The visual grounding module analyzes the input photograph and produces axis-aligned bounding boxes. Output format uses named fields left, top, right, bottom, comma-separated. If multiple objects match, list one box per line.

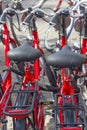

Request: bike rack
left=54, top=93, right=87, bottom=130
left=4, top=82, right=37, bottom=118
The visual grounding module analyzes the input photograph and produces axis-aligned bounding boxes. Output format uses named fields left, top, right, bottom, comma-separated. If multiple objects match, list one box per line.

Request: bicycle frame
left=4, top=17, right=45, bottom=130
left=23, top=20, right=45, bottom=129
left=81, top=15, right=87, bottom=57
left=27, top=18, right=45, bottom=130
left=3, top=23, right=16, bottom=66
left=53, top=12, right=85, bottom=130
left=0, top=21, right=17, bottom=126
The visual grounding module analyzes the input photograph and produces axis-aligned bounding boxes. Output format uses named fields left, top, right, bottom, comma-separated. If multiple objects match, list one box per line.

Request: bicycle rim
left=44, top=25, right=58, bottom=51
left=15, top=118, right=26, bottom=130
left=42, top=7, right=54, bottom=23
left=44, top=62, right=57, bottom=87
left=10, top=16, right=21, bottom=46
left=9, top=14, right=22, bottom=46
left=20, top=0, right=41, bottom=8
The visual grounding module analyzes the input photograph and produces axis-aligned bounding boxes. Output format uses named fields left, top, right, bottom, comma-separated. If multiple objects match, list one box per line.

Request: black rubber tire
left=0, top=3, right=2, bottom=15
left=42, top=7, right=54, bottom=23
left=44, top=62, right=57, bottom=87
left=15, top=118, right=26, bottom=130
left=10, top=15, right=21, bottom=46
left=44, top=25, right=58, bottom=51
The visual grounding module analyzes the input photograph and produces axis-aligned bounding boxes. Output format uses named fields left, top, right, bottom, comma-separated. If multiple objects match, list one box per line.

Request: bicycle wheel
left=9, top=14, right=25, bottom=46
left=0, top=3, right=2, bottom=15
left=44, top=62, right=57, bottom=87
left=10, top=16, right=21, bottom=46
left=42, top=7, right=54, bottom=23
left=15, top=119, right=26, bottom=130
left=20, top=0, right=42, bottom=8
left=14, top=117, right=35, bottom=130
left=44, top=25, right=59, bottom=51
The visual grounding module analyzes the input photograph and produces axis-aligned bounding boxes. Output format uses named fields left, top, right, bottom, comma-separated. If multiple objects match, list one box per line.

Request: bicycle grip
left=0, top=8, right=15, bottom=24
left=23, top=13, right=34, bottom=25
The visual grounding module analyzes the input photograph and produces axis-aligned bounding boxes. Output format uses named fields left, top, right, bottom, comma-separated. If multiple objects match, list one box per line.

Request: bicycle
left=0, top=6, right=24, bottom=130
left=43, top=2, right=87, bottom=130
left=44, top=0, right=82, bottom=51
left=44, top=3, right=87, bottom=129
left=2, top=7, right=55, bottom=130
left=45, top=44, right=87, bottom=130
left=68, top=0, right=87, bottom=112
left=5, top=0, right=74, bottom=48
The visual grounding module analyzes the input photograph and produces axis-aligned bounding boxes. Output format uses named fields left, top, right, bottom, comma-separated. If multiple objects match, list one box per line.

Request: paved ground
left=0, top=0, right=81, bottom=130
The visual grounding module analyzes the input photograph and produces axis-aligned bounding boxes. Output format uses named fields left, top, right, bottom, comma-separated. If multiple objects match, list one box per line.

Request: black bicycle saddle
left=46, top=45, right=84, bottom=68
left=8, top=42, right=42, bottom=62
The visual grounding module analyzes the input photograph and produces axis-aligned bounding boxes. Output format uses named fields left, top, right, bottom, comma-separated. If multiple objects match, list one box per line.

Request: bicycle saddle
left=46, top=45, right=84, bottom=68
left=8, top=42, right=42, bottom=62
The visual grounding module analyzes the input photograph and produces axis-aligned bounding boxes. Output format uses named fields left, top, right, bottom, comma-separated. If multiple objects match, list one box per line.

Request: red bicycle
left=45, top=7, right=87, bottom=130
left=2, top=7, right=54, bottom=130
left=0, top=7, right=22, bottom=130
left=69, top=0, right=87, bottom=110
left=46, top=45, right=87, bottom=130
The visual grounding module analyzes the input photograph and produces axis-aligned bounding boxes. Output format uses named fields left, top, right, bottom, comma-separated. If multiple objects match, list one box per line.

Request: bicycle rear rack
left=4, top=82, right=36, bottom=118
left=54, top=93, right=87, bottom=130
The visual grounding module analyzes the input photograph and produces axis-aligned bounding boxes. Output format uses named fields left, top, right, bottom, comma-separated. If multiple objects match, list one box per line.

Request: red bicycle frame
left=55, top=13, right=83, bottom=130
left=4, top=17, right=45, bottom=130
left=81, top=15, right=87, bottom=56
left=32, top=19, right=45, bottom=130
left=81, top=38, right=87, bottom=61
left=0, top=21, right=17, bottom=126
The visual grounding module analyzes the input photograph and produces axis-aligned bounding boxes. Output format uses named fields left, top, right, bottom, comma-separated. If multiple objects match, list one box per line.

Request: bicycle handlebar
left=0, top=8, right=15, bottom=24
left=0, top=6, right=53, bottom=24
left=69, top=0, right=87, bottom=18
left=49, top=8, right=69, bottom=26
left=23, top=8, right=53, bottom=25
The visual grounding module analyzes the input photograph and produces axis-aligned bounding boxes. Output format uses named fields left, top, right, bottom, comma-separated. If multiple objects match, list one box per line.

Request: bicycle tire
left=32, top=0, right=44, bottom=7
left=0, top=3, right=2, bottom=15
left=20, top=0, right=41, bottom=8
left=14, top=116, right=35, bottom=130
left=10, top=15, right=21, bottom=46
left=44, top=25, right=59, bottom=51
left=44, top=62, right=57, bottom=87
left=41, top=7, right=54, bottom=23
left=15, top=118, right=26, bottom=130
